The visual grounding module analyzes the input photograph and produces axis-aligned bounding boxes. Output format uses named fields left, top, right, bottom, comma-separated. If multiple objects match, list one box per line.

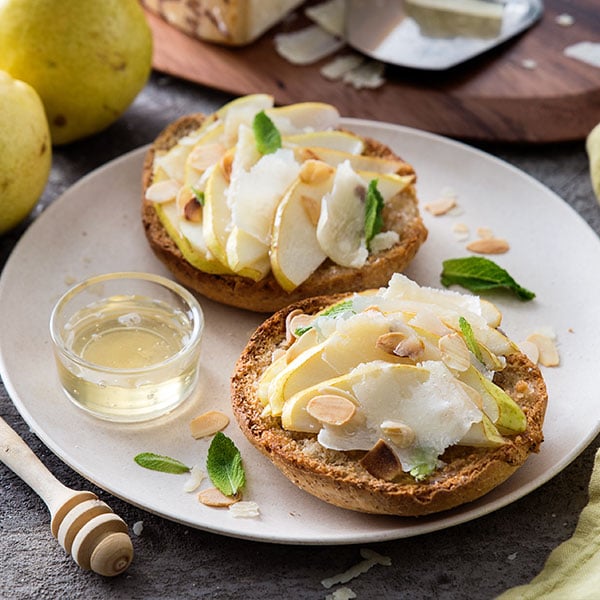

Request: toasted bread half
left=230, top=294, right=548, bottom=516
left=142, top=113, right=428, bottom=313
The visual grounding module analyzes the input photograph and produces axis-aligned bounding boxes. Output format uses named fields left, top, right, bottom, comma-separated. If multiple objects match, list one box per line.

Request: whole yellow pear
left=0, top=0, right=153, bottom=145
left=0, top=70, right=51, bottom=235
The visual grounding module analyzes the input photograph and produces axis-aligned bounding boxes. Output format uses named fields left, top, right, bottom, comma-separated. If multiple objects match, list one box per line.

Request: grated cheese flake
left=321, top=548, right=392, bottom=589
left=564, top=42, right=600, bottom=68
left=325, top=587, right=357, bottom=600
left=320, top=54, right=365, bottom=80
left=274, top=25, right=344, bottom=65
left=343, top=60, right=386, bottom=90
left=229, top=501, right=261, bottom=518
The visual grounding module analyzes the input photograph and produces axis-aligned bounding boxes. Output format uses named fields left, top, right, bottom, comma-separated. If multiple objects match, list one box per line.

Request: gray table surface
left=1, top=73, right=600, bottom=600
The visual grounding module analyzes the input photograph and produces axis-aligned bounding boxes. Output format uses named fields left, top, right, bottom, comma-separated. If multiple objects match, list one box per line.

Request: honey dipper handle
left=0, top=416, right=86, bottom=518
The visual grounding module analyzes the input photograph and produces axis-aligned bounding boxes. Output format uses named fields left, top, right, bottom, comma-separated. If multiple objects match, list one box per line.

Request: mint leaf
left=365, top=179, right=385, bottom=249
left=253, top=110, right=281, bottom=154
left=441, top=257, right=535, bottom=301
left=191, top=186, right=205, bottom=206
left=320, top=299, right=355, bottom=318
left=206, top=432, right=246, bottom=496
left=459, top=316, right=483, bottom=363
left=134, top=452, right=190, bottom=474
left=294, top=325, right=312, bottom=337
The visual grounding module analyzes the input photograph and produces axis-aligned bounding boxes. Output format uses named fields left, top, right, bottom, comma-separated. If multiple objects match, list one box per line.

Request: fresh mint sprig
left=206, top=432, right=246, bottom=497
left=365, top=179, right=385, bottom=250
left=253, top=110, right=281, bottom=155
left=134, top=452, right=191, bottom=474
left=441, top=257, right=535, bottom=301
left=459, top=316, right=483, bottom=363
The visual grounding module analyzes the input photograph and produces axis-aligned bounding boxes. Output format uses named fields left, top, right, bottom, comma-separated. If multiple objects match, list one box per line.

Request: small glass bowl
left=50, top=272, right=204, bottom=423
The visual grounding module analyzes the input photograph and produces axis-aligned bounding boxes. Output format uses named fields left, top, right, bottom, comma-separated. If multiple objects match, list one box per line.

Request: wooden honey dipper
left=0, top=416, right=133, bottom=576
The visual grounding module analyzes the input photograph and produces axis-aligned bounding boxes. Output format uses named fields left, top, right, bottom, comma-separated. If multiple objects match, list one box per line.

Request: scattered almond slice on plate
left=190, top=410, right=230, bottom=439
left=526, top=332, right=560, bottom=367
left=466, top=238, right=510, bottom=254
left=198, top=487, right=239, bottom=507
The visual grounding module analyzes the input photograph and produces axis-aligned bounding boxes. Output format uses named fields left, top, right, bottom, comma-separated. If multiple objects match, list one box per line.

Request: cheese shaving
left=274, top=25, right=344, bottom=65
left=564, top=42, right=600, bottom=68
left=321, top=548, right=391, bottom=589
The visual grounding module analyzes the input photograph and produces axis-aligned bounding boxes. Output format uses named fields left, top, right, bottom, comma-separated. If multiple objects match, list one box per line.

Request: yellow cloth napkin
left=587, top=123, right=600, bottom=203
left=497, top=448, right=600, bottom=599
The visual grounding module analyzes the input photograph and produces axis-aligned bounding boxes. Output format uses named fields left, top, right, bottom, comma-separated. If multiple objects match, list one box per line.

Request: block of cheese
left=142, top=0, right=305, bottom=46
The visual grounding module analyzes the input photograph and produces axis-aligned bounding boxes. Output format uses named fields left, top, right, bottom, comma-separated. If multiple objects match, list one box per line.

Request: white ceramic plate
left=1, top=120, right=599, bottom=545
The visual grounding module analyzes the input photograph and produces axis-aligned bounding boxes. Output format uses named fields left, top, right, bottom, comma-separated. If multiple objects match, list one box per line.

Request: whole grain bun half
left=142, top=96, right=427, bottom=313
left=230, top=277, right=548, bottom=516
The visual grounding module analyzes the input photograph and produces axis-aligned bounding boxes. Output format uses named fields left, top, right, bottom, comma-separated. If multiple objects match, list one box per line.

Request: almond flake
left=145, top=179, right=180, bottom=203
left=306, top=394, right=356, bottom=426
left=360, top=439, right=403, bottom=481
left=476, top=226, right=494, bottom=239
left=189, top=410, right=230, bottom=439
left=466, top=238, right=510, bottom=254
left=439, top=333, right=471, bottom=371
left=380, top=420, right=415, bottom=448
left=299, top=159, right=334, bottom=184
left=188, top=142, right=225, bottom=171
left=526, top=333, right=560, bottom=367
left=198, top=487, right=239, bottom=507
left=452, top=222, right=470, bottom=241
left=183, top=197, right=202, bottom=222
left=424, top=196, right=456, bottom=216
left=518, top=340, right=540, bottom=364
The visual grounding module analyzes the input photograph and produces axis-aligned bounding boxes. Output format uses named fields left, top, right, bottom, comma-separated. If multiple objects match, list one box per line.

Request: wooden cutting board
left=145, top=1, right=600, bottom=143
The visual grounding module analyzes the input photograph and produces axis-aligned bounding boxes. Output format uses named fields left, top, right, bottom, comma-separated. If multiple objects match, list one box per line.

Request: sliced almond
left=220, top=152, right=234, bottom=182
left=306, top=394, right=356, bottom=426
left=476, top=226, right=494, bottom=239
left=145, top=179, right=180, bottom=203
left=424, top=195, right=456, bottom=216
left=188, top=142, right=226, bottom=171
left=452, top=222, right=470, bottom=241
left=189, top=410, right=230, bottom=439
left=466, top=238, right=510, bottom=254
left=198, top=487, right=239, bottom=507
left=439, top=333, right=471, bottom=372
left=380, top=420, right=415, bottom=448
left=360, top=439, right=403, bottom=481
left=285, top=309, right=314, bottom=344
left=300, top=194, right=321, bottom=226
left=526, top=333, right=560, bottom=367
left=299, top=159, right=334, bottom=184
left=376, top=331, right=424, bottom=361
left=183, top=197, right=203, bottom=222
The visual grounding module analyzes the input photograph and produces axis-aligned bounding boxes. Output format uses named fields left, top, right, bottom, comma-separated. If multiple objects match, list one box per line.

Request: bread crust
left=142, top=113, right=428, bottom=313
left=230, top=295, right=548, bottom=516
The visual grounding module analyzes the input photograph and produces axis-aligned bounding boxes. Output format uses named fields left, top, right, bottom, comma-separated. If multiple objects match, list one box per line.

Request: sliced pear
left=292, top=145, right=407, bottom=174
left=257, top=352, right=289, bottom=406
left=316, top=160, right=368, bottom=268
left=155, top=202, right=233, bottom=275
left=225, top=225, right=270, bottom=280
left=202, top=158, right=233, bottom=268
left=229, top=147, right=300, bottom=245
left=283, top=130, right=364, bottom=154
left=285, top=327, right=320, bottom=364
left=356, top=170, right=415, bottom=199
left=270, top=161, right=336, bottom=291
left=458, top=414, right=506, bottom=448
left=266, top=102, right=339, bottom=135
left=458, top=366, right=526, bottom=434
left=267, top=312, right=407, bottom=415
left=221, top=93, right=274, bottom=147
